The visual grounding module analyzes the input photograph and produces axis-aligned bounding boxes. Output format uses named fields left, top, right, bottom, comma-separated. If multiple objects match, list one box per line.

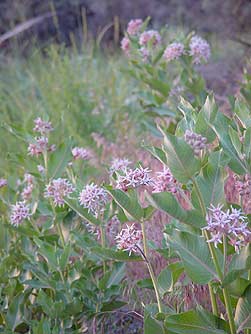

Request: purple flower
left=0, top=178, right=7, bottom=188
left=189, top=36, right=210, bottom=64
left=33, top=117, right=53, bottom=134
left=184, top=130, right=207, bottom=156
left=235, top=174, right=251, bottom=196
left=139, top=30, right=161, bottom=47
left=72, top=147, right=92, bottom=161
left=109, top=158, right=131, bottom=175
left=115, top=224, right=142, bottom=255
left=116, top=166, right=153, bottom=191
left=10, top=201, right=30, bottom=226
left=163, top=42, right=185, bottom=61
left=121, top=37, right=130, bottom=56
left=37, top=165, right=45, bottom=174
left=127, top=19, right=143, bottom=36
left=21, top=184, right=33, bottom=201
left=152, top=166, right=178, bottom=194
left=45, top=178, right=75, bottom=206
left=28, top=137, right=48, bottom=156
left=79, top=183, right=108, bottom=214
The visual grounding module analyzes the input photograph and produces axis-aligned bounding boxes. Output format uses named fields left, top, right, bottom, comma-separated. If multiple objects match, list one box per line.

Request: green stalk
left=100, top=223, right=106, bottom=274
left=141, top=220, right=163, bottom=313
left=208, top=282, right=219, bottom=316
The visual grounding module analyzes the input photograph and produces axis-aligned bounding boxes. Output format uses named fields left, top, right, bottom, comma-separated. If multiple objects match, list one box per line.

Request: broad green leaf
left=91, top=247, right=142, bottom=262
left=101, top=300, right=127, bottom=312
left=64, top=198, right=100, bottom=225
left=243, top=127, right=251, bottom=164
left=234, top=99, right=251, bottom=128
left=105, top=188, right=144, bottom=221
left=107, top=263, right=125, bottom=288
left=144, top=145, right=167, bottom=164
left=161, top=131, right=201, bottom=183
left=165, top=308, right=229, bottom=334
left=235, top=285, right=251, bottom=332
left=146, top=191, right=204, bottom=228
left=229, top=126, right=242, bottom=154
left=33, top=238, right=58, bottom=270
left=5, top=292, right=26, bottom=331
left=59, top=243, right=71, bottom=271
left=157, top=268, right=172, bottom=297
left=144, top=304, right=165, bottom=334
left=166, top=230, right=218, bottom=284
left=48, top=140, right=73, bottom=179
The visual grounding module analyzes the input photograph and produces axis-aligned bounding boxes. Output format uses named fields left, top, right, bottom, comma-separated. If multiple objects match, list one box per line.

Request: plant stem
left=208, top=282, right=218, bottom=316
left=141, top=220, right=163, bottom=313
left=100, top=223, right=106, bottom=273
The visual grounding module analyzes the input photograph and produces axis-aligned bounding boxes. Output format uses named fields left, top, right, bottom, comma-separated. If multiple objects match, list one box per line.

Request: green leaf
left=234, top=99, right=251, bottom=128
left=91, top=247, right=142, bottom=262
left=146, top=191, right=204, bottom=228
left=33, top=238, right=58, bottom=270
left=144, top=145, right=167, bottom=164
left=243, top=127, right=251, bottom=163
left=59, top=243, right=71, bottom=271
left=144, top=304, right=165, bottom=334
left=5, top=292, right=26, bottom=331
left=101, top=300, right=127, bottom=312
left=166, top=230, right=218, bottom=284
left=161, top=131, right=201, bottom=183
left=64, top=198, right=100, bottom=225
left=235, top=285, right=251, bottom=332
left=48, top=140, right=73, bottom=179
left=165, top=308, right=229, bottom=334
left=107, top=263, right=125, bottom=288
left=105, top=188, right=144, bottom=221
left=157, top=268, right=172, bottom=297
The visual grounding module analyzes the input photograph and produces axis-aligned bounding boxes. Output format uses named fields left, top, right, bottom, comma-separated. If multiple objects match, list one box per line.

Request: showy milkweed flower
left=116, top=166, right=153, bottom=191
left=72, top=147, right=92, bottom=161
left=37, top=165, right=45, bottom=174
left=10, top=201, right=30, bottom=227
left=121, top=37, right=130, bottom=56
left=184, top=130, right=207, bottom=156
left=115, top=224, right=142, bottom=255
left=28, top=137, right=48, bottom=156
left=152, top=166, right=178, bottom=194
left=45, top=178, right=75, bottom=206
left=21, top=184, right=33, bottom=201
left=33, top=117, right=53, bottom=134
left=127, top=19, right=143, bottom=35
left=235, top=174, right=251, bottom=196
left=163, top=42, right=185, bottom=62
left=79, top=183, right=108, bottom=214
left=139, top=30, right=161, bottom=47
left=0, top=178, right=7, bottom=188
left=189, top=36, right=210, bottom=64
left=203, top=204, right=251, bottom=252
left=109, top=158, right=131, bottom=175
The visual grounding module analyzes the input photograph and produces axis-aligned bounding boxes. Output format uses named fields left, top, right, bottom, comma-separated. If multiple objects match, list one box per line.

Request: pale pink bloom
left=79, top=183, right=108, bottom=214
left=48, top=144, right=56, bottom=152
left=189, top=36, right=210, bottom=64
left=184, top=130, right=207, bottom=156
left=10, top=201, right=30, bottom=227
left=33, top=117, right=53, bottom=134
left=235, top=174, right=251, bottom=196
left=127, top=19, right=143, bottom=35
left=116, top=166, right=153, bottom=191
left=45, top=178, right=75, bottom=206
left=72, top=147, right=92, bottom=161
left=140, top=47, right=150, bottom=62
left=0, top=178, right=7, bottom=188
left=84, top=222, right=101, bottom=240
left=24, top=173, right=33, bottom=185
left=139, top=30, right=161, bottom=47
left=164, top=42, right=185, bottom=61
left=109, top=158, right=131, bottom=175
left=115, top=224, right=142, bottom=255
left=28, top=137, right=48, bottom=156
left=37, top=165, right=45, bottom=174
left=152, top=166, right=178, bottom=193
left=121, top=37, right=130, bottom=56
left=21, top=184, right=33, bottom=201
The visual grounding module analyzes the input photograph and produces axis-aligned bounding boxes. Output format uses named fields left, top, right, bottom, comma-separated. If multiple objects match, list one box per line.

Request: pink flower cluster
left=33, top=117, right=53, bottom=134
left=72, top=147, right=92, bottom=161
left=79, top=183, right=108, bottom=214
left=121, top=37, right=130, bottom=56
left=0, top=178, right=7, bottom=188
left=184, top=130, right=207, bottom=156
left=163, top=42, right=185, bottom=62
left=139, top=30, right=161, bottom=47
left=115, top=224, right=142, bottom=255
left=203, top=204, right=251, bottom=252
left=45, top=178, right=75, bottom=206
left=21, top=173, right=34, bottom=201
left=235, top=174, right=251, bottom=196
left=152, top=166, right=178, bottom=194
left=10, top=201, right=30, bottom=226
left=189, top=36, right=211, bottom=64
left=127, top=19, right=143, bottom=36
left=109, top=158, right=131, bottom=175
left=116, top=166, right=153, bottom=191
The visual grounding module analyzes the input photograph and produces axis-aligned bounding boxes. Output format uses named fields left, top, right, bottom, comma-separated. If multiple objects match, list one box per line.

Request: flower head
left=152, top=166, right=178, bottom=193
left=45, top=178, right=74, bottom=206
left=33, top=117, right=53, bottom=134
left=115, top=224, right=142, bottom=255
left=10, top=201, right=30, bottom=227
left=189, top=36, right=210, bottom=64
left=235, top=174, right=251, bottom=196
left=121, top=37, right=131, bottom=56
left=116, top=166, right=153, bottom=191
left=72, top=147, right=92, bottom=161
left=28, top=137, right=48, bottom=156
left=79, top=183, right=108, bottom=214
left=109, top=158, right=131, bottom=175
left=21, top=184, right=33, bottom=201
left=163, top=42, right=185, bottom=61
left=0, top=178, right=7, bottom=188
left=127, top=19, right=143, bottom=35
left=37, top=165, right=45, bottom=174
left=139, top=30, right=161, bottom=47
left=184, top=130, right=207, bottom=156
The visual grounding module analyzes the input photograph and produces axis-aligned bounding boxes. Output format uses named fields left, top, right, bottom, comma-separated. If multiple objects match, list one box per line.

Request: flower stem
left=141, top=220, right=163, bottom=313
left=208, top=282, right=218, bottom=316
left=100, top=224, right=106, bottom=273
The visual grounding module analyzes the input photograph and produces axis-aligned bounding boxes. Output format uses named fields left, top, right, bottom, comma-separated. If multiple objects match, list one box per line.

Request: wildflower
left=33, top=117, right=53, bottom=134
left=48, top=144, right=56, bottom=152
left=109, top=158, right=131, bottom=175
left=152, top=166, right=178, bottom=193
left=45, top=178, right=75, bottom=206
left=127, top=19, right=143, bottom=35
left=21, top=184, right=33, bottom=201
left=115, top=224, right=142, bottom=255
left=107, top=215, right=121, bottom=238
left=163, top=42, right=185, bottom=61
left=235, top=174, right=251, bottom=196
left=203, top=204, right=250, bottom=252
left=72, top=147, right=92, bottom=161
left=0, top=178, right=7, bottom=188
left=84, top=222, right=101, bottom=240
left=121, top=37, right=131, bottom=56
left=79, top=183, right=108, bottom=214
left=139, top=30, right=161, bottom=47
left=189, top=36, right=210, bottom=64
left=116, top=166, right=153, bottom=191
left=28, top=137, right=48, bottom=156
left=10, top=201, right=30, bottom=227
left=37, top=165, right=45, bottom=174
left=184, top=130, right=207, bottom=156
left=24, top=173, right=33, bottom=185
left=140, top=47, right=150, bottom=62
